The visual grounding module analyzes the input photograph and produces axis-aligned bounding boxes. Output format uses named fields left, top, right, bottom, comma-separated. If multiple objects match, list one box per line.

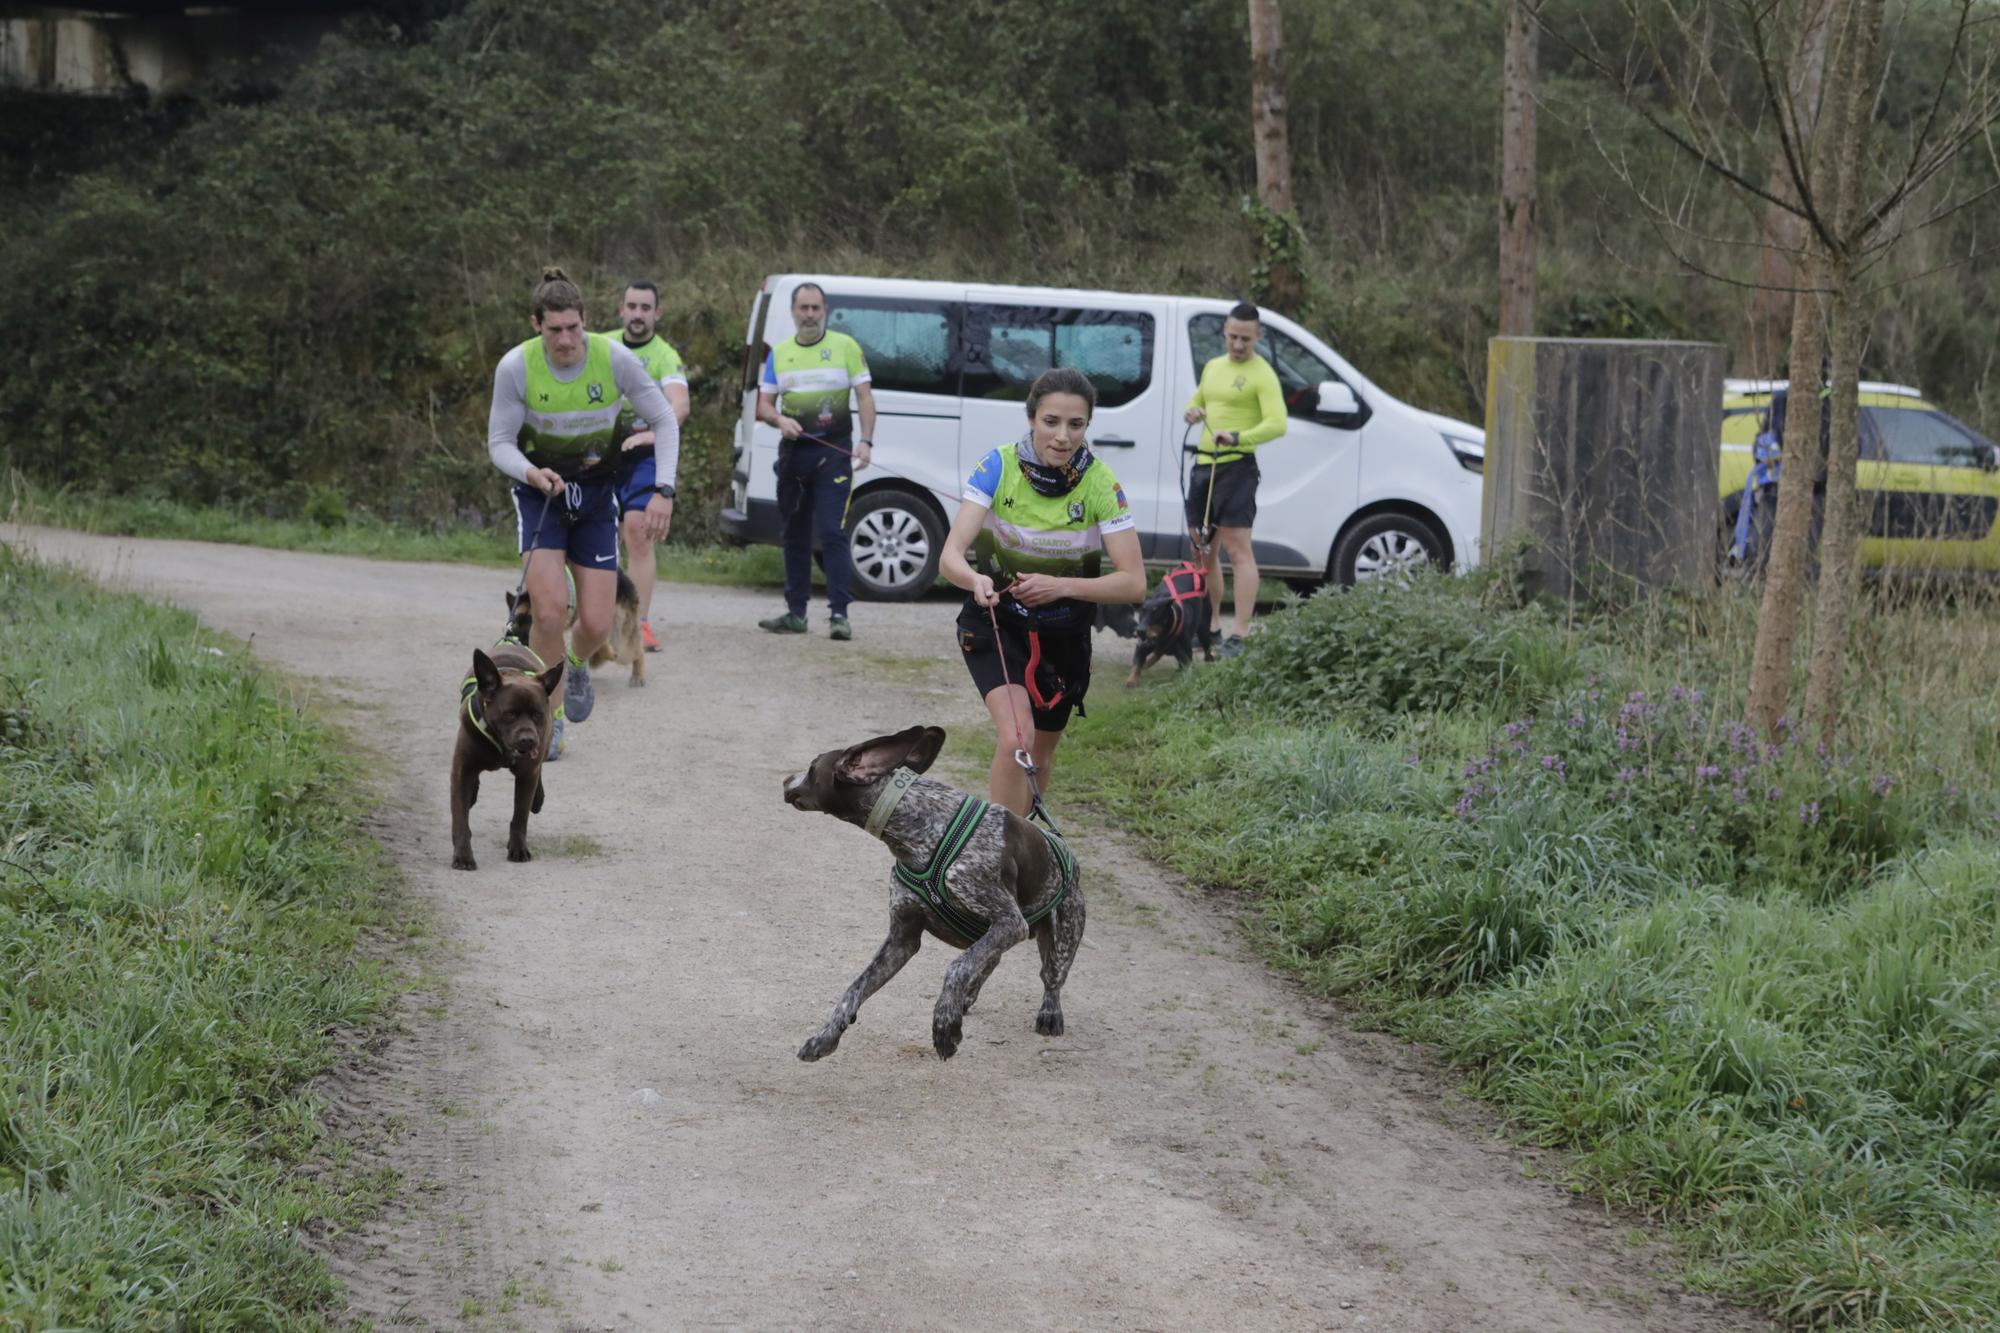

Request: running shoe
left=641, top=620, right=661, bottom=653
left=759, top=612, right=808, bottom=634
left=564, top=655, right=595, bottom=723
left=829, top=615, right=853, bottom=641
left=1219, top=633, right=1246, bottom=660
left=545, top=712, right=565, bottom=762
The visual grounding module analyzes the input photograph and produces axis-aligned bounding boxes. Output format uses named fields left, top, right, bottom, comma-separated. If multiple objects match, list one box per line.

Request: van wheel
left=1331, top=512, right=1446, bottom=586
left=847, top=489, right=943, bottom=601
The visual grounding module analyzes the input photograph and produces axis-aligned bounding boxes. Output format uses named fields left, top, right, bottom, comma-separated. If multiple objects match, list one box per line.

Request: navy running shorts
left=514, top=480, right=619, bottom=570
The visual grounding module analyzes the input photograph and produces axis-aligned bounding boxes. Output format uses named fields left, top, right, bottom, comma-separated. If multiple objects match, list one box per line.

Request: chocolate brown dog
left=450, top=646, right=563, bottom=870
left=505, top=568, right=646, bottom=688
left=783, top=725, right=1085, bottom=1061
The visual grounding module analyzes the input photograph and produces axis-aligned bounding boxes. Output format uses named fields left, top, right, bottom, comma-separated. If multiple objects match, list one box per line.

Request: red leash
left=985, top=597, right=1060, bottom=833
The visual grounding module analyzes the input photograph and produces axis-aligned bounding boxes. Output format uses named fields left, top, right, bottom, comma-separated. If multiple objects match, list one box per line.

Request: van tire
left=846, top=489, right=944, bottom=602
left=1331, top=512, right=1447, bottom=586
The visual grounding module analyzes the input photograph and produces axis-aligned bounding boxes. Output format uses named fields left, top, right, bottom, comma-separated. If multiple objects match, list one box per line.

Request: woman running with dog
left=486, top=266, right=681, bottom=758
left=940, top=367, right=1147, bottom=817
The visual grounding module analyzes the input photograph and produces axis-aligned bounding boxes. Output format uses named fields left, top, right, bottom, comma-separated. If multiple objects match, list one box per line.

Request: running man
left=755, top=282, right=874, bottom=641
left=612, top=279, right=690, bottom=653
left=486, top=266, right=680, bottom=758
left=1183, top=300, right=1287, bottom=658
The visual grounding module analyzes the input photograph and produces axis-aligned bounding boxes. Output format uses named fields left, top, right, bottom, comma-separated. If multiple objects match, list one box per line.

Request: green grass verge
left=0, top=542, right=406, bottom=1328
left=4, top=476, right=788, bottom=589
left=1062, top=573, right=2000, bottom=1331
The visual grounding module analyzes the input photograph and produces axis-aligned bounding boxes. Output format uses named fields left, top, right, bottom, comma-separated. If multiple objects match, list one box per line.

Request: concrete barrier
left=1482, top=337, right=1725, bottom=599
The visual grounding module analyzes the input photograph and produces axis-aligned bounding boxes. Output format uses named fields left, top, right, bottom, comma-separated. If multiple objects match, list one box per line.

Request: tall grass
left=0, top=542, right=401, bottom=1327
left=1063, top=571, right=2000, bottom=1329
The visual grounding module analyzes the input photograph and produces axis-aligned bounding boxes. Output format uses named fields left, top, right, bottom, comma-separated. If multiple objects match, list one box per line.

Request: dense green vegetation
left=1063, top=574, right=2000, bottom=1330
left=0, top=545, right=403, bottom=1327
left=3, top=0, right=1994, bottom=538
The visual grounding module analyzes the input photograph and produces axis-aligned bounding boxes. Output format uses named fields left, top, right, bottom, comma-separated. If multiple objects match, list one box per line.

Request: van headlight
left=1443, top=432, right=1484, bottom=474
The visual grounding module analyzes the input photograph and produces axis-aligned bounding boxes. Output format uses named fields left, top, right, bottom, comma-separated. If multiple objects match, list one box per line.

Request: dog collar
left=864, top=767, right=921, bottom=838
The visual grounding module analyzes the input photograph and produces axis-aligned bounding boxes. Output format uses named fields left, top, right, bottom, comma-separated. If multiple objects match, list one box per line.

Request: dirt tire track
left=9, top=524, right=1768, bottom=1332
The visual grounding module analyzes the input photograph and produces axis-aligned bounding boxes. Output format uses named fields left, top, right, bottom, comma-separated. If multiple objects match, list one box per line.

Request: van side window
left=826, top=298, right=958, bottom=396
left=964, top=305, right=1154, bottom=408
left=1188, top=314, right=1342, bottom=419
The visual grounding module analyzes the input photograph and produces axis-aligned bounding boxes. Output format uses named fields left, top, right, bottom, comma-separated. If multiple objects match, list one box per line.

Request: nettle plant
left=1452, top=681, right=1986, bottom=897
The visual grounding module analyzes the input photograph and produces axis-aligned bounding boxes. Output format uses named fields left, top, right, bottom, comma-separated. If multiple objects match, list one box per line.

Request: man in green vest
left=754, top=281, right=875, bottom=640
left=486, top=267, right=680, bottom=758
left=612, top=279, right=691, bottom=654
left=1183, top=301, right=1287, bottom=658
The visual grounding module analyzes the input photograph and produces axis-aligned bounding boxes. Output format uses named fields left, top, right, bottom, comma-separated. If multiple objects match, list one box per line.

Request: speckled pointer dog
left=783, top=725, right=1086, bottom=1061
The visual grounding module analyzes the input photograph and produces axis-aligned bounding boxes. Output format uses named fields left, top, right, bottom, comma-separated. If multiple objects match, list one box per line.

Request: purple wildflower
left=1616, top=767, right=1638, bottom=783
left=1695, top=764, right=1720, bottom=784
left=1800, top=801, right=1821, bottom=827
left=1872, top=774, right=1895, bottom=798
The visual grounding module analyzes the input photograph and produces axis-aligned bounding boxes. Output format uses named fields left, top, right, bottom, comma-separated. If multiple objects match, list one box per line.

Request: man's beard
left=625, top=320, right=653, bottom=342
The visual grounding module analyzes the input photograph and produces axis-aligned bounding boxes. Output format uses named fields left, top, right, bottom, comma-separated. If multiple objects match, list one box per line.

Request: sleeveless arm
left=486, top=348, right=532, bottom=483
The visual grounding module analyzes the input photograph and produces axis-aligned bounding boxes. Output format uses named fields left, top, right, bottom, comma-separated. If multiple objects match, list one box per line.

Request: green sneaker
left=829, top=615, right=853, bottom=641
left=759, top=612, right=808, bottom=634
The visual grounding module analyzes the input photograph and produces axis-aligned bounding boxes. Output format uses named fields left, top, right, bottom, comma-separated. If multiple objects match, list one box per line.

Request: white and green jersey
left=962, top=443, right=1135, bottom=631
left=486, top=331, right=681, bottom=485
left=759, top=331, right=870, bottom=443
left=619, top=334, right=686, bottom=433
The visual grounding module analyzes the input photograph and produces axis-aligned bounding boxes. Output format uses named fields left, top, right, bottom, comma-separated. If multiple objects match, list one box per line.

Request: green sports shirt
left=962, top=444, right=1135, bottom=631
left=1188, top=353, right=1288, bottom=464
left=618, top=334, right=686, bottom=433
left=760, top=331, right=871, bottom=443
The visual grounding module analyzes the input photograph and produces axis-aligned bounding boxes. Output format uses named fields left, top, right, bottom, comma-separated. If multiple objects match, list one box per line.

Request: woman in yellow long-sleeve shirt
left=1182, top=300, right=1288, bottom=657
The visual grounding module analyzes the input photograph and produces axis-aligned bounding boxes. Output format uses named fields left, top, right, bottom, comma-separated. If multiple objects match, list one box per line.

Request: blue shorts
left=616, top=456, right=658, bottom=518
left=514, top=481, right=619, bottom=569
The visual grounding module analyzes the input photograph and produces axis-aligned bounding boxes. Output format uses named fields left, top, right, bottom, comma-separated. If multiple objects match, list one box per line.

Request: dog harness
left=461, top=643, right=549, bottom=753
left=867, top=767, right=1075, bottom=940
left=1157, top=560, right=1209, bottom=641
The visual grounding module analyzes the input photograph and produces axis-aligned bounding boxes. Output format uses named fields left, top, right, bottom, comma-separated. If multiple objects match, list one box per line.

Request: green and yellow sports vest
left=618, top=335, right=685, bottom=434
left=966, top=445, right=1134, bottom=631
left=519, top=332, right=626, bottom=478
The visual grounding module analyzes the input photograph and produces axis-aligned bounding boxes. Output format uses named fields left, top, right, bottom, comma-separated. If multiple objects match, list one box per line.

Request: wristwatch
left=858, top=438, right=873, bottom=447
left=652, top=483, right=676, bottom=499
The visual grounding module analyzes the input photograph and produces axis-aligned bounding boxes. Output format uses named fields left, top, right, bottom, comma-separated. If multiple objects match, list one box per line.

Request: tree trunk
left=1740, top=0, right=1834, bottom=376
left=1499, top=0, right=1539, bottom=337
left=1248, top=0, right=1302, bottom=314
left=1802, top=0, right=1885, bottom=744
left=1745, top=262, right=1826, bottom=738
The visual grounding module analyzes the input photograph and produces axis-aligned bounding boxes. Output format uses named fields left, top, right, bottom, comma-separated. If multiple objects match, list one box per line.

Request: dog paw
left=451, top=852, right=477, bottom=871
left=797, top=1028, right=843, bottom=1062
left=1036, top=1009, right=1065, bottom=1037
left=932, top=1014, right=963, bottom=1060
left=507, top=844, right=533, bottom=863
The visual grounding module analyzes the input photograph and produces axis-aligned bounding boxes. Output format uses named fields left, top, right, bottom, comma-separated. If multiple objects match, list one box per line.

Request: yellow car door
left=1861, top=403, right=2000, bottom=574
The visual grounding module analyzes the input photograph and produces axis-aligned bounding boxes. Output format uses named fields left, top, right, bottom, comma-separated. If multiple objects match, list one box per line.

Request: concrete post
left=1482, top=338, right=1725, bottom=600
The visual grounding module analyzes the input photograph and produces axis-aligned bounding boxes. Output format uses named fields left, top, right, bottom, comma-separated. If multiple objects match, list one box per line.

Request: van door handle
left=1093, top=436, right=1137, bottom=447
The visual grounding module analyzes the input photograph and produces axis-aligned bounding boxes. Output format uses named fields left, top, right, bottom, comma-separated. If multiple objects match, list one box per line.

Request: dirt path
left=10, top=523, right=1767, bottom=1332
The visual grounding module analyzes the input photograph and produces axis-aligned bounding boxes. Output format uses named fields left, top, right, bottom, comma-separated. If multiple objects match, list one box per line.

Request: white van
left=720, top=275, right=1485, bottom=600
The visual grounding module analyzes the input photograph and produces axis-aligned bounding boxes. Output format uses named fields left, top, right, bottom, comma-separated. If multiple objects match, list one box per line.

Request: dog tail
left=615, top=569, right=639, bottom=609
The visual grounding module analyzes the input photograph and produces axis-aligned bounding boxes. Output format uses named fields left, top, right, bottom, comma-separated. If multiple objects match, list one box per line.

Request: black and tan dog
left=1124, top=560, right=1215, bottom=686
left=783, top=725, right=1085, bottom=1061
left=505, top=568, right=646, bottom=688
left=450, top=646, right=562, bottom=870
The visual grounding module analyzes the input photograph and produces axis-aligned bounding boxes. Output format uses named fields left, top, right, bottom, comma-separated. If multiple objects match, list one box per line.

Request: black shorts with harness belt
left=1184, top=453, right=1259, bottom=531
left=957, top=602, right=1092, bottom=733
left=884, top=776, right=1076, bottom=942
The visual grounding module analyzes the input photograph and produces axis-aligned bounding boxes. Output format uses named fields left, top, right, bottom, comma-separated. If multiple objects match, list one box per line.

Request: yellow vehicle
left=1720, top=378, right=2000, bottom=575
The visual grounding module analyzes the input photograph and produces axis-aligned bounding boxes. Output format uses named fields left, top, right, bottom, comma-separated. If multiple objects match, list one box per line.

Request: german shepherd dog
left=450, top=646, right=562, bottom=870
left=505, top=569, right=646, bottom=687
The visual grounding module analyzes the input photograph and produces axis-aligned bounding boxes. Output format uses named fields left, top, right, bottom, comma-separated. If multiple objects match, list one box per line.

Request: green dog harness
left=461, top=644, right=549, bottom=753
left=871, top=767, right=1075, bottom=939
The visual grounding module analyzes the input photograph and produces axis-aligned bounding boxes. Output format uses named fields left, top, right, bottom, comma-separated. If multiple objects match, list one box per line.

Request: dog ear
left=903, top=727, right=947, bottom=774
left=535, top=661, right=564, bottom=700
left=835, top=726, right=933, bottom=786
left=472, top=649, right=502, bottom=695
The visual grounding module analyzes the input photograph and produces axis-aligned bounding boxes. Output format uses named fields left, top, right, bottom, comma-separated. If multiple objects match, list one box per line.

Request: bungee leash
left=985, top=597, right=1063, bottom=838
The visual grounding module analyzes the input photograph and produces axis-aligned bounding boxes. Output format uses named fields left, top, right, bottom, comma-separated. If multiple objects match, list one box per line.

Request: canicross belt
left=867, top=767, right=1075, bottom=939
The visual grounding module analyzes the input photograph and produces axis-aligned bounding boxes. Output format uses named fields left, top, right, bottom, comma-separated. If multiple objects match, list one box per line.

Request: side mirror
left=1311, top=380, right=1364, bottom=426
left=1985, top=444, right=2000, bottom=473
